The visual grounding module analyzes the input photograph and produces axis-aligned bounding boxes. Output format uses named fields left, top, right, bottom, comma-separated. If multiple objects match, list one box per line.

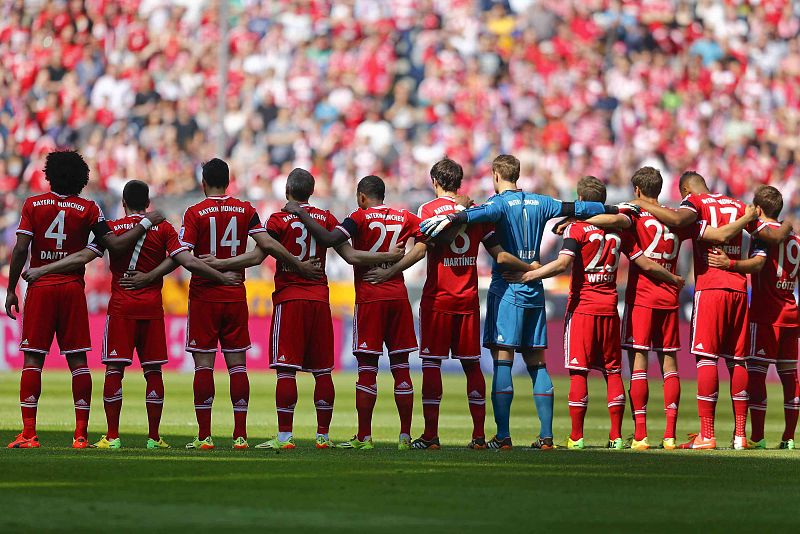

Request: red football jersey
left=265, top=204, right=339, bottom=305
left=93, top=214, right=188, bottom=319
left=622, top=208, right=692, bottom=309
left=749, top=223, right=800, bottom=327
left=680, top=193, right=760, bottom=292
left=562, top=221, right=635, bottom=316
left=417, top=197, right=494, bottom=313
left=17, top=191, right=108, bottom=287
left=180, top=195, right=265, bottom=302
left=338, top=204, right=423, bottom=303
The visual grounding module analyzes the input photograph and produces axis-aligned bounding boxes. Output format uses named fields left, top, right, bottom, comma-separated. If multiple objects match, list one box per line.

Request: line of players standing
left=5, top=150, right=798, bottom=452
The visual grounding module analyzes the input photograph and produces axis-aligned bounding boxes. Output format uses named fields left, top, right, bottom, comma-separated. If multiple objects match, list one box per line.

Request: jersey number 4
left=44, top=210, right=67, bottom=250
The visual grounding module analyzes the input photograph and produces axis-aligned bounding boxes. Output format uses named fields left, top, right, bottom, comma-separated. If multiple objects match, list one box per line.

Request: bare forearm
left=254, top=233, right=306, bottom=271
left=216, top=249, right=267, bottom=270
left=176, top=252, right=229, bottom=283
left=641, top=202, right=694, bottom=227
left=495, top=250, right=537, bottom=272
left=757, top=221, right=792, bottom=245
left=7, top=245, right=28, bottom=292
left=583, top=214, right=631, bottom=230
left=101, top=224, right=146, bottom=254
left=731, top=257, right=766, bottom=274
left=34, top=249, right=98, bottom=277
left=528, top=257, right=571, bottom=281
left=634, top=256, right=678, bottom=285
left=296, top=210, right=347, bottom=247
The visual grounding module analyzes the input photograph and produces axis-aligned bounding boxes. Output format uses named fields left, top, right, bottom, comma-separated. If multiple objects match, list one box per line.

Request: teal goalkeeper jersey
left=464, top=190, right=606, bottom=308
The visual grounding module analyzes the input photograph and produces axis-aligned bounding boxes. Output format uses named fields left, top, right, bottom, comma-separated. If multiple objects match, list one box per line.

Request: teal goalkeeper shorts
left=483, top=293, right=547, bottom=351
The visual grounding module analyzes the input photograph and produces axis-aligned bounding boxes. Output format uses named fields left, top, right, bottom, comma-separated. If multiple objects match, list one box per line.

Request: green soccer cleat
left=315, top=435, right=335, bottom=449
left=232, top=437, right=249, bottom=449
left=146, top=438, right=170, bottom=449
left=567, top=437, right=585, bottom=450
left=607, top=437, right=625, bottom=450
left=255, top=437, right=295, bottom=450
left=186, top=436, right=215, bottom=450
left=398, top=434, right=412, bottom=451
left=338, top=436, right=374, bottom=450
left=748, top=438, right=767, bottom=450
left=92, top=435, right=121, bottom=449
left=779, top=439, right=795, bottom=450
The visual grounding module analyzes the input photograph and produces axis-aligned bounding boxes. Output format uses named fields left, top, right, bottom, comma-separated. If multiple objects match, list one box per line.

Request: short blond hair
left=492, top=155, right=520, bottom=183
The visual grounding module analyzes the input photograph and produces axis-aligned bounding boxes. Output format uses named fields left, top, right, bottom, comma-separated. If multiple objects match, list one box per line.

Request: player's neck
left=126, top=210, right=146, bottom=217
left=640, top=195, right=659, bottom=205
left=761, top=216, right=778, bottom=224
left=205, top=187, right=227, bottom=198
left=287, top=195, right=310, bottom=206
left=497, top=182, right=519, bottom=194
left=437, top=189, right=458, bottom=201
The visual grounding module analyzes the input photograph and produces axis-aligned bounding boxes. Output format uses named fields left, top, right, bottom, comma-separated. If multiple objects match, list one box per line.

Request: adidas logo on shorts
left=695, top=343, right=705, bottom=350
left=110, top=350, right=118, bottom=356
left=570, top=358, right=579, bottom=365
left=359, top=342, right=368, bottom=349
left=21, top=339, right=28, bottom=345
left=497, top=335, right=504, bottom=342
left=757, top=349, right=766, bottom=355
left=627, top=337, right=634, bottom=342
left=278, top=355, right=286, bottom=362
left=422, top=348, right=430, bottom=354
left=190, top=340, right=197, bottom=346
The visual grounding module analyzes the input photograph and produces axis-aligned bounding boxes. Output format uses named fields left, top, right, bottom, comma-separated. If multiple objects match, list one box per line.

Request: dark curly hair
left=44, top=150, right=90, bottom=195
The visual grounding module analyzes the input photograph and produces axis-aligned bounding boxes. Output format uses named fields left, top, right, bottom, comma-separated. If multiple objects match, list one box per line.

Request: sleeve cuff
left=629, top=250, right=643, bottom=260
left=85, top=244, right=104, bottom=257
left=169, top=246, right=190, bottom=257
left=679, top=204, right=697, bottom=213
left=335, top=225, right=351, bottom=239
left=16, top=229, right=33, bottom=236
left=248, top=227, right=267, bottom=235
left=559, top=249, right=576, bottom=257
left=751, top=250, right=768, bottom=258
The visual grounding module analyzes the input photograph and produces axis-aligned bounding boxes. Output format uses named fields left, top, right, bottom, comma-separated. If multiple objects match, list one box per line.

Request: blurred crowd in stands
left=2, top=0, right=800, bottom=294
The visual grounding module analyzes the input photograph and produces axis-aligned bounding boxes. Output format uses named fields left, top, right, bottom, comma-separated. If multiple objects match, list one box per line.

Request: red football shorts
left=419, top=307, right=481, bottom=360
left=690, top=289, right=749, bottom=360
left=20, top=281, right=91, bottom=355
left=270, top=300, right=334, bottom=372
left=749, top=322, right=799, bottom=364
left=353, top=299, right=418, bottom=356
left=621, top=305, right=680, bottom=353
left=103, top=315, right=167, bottom=367
left=186, top=299, right=251, bottom=353
left=564, top=312, right=621, bottom=373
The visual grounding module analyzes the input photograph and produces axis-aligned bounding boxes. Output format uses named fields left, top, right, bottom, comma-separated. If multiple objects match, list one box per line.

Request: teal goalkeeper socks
left=493, top=360, right=514, bottom=439
left=528, top=365, right=554, bottom=439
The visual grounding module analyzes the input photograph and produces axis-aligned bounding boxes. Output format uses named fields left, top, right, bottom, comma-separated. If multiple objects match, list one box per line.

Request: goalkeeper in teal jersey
left=420, top=155, right=633, bottom=449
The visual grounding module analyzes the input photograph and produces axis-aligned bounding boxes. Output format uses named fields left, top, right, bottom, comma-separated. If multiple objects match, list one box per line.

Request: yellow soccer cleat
left=255, top=437, right=295, bottom=450
left=92, top=435, right=121, bottom=449
left=630, top=437, right=650, bottom=450
left=661, top=438, right=677, bottom=450
left=186, top=436, right=215, bottom=450
left=338, top=436, right=374, bottom=450
left=567, top=437, right=585, bottom=450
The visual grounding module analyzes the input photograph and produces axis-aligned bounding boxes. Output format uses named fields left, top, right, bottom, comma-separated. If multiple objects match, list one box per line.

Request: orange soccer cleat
left=679, top=433, right=717, bottom=450
left=8, top=433, right=40, bottom=449
left=72, top=437, right=89, bottom=449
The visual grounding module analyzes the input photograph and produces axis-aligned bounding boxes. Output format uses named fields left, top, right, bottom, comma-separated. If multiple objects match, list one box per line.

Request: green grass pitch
left=0, top=371, right=797, bottom=532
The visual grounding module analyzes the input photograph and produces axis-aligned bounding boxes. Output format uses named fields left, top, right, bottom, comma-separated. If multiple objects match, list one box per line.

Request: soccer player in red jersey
left=507, top=177, right=683, bottom=449
left=635, top=171, right=789, bottom=449
left=180, top=159, right=320, bottom=450
left=20, top=180, right=241, bottom=449
left=287, top=175, right=423, bottom=450
left=5, top=151, right=163, bottom=449
left=202, top=168, right=400, bottom=450
left=707, top=186, right=800, bottom=450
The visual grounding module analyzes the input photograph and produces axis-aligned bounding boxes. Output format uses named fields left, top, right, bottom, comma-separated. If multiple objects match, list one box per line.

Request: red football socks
left=228, top=365, right=249, bottom=440
left=390, top=354, right=414, bottom=436
left=605, top=372, right=626, bottom=441
left=421, top=359, right=442, bottom=440
left=462, top=359, right=486, bottom=439
left=728, top=361, right=748, bottom=437
left=747, top=364, right=768, bottom=442
left=779, top=367, right=799, bottom=442
left=696, top=358, right=718, bottom=438
left=193, top=366, right=215, bottom=440
left=313, top=371, right=335, bottom=435
left=19, top=365, right=42, bottom=439
left=662, top=371, right=680, bottom=439
left=144, top=367, right=164, bottom=441
left=103, top=368, right=124, bottom=440
left=630, top=370, right=648, bottom=441
left=568, top=370, right=589, bottom=441
left=355, top=354, right=379, bottom=440
left=276, top=370, right=298, bottom=433
left=71, top=365, right=92, bottom=440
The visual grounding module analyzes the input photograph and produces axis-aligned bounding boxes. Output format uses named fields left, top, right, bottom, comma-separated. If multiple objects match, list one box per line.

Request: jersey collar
left=208, top=195, right=230, bottom=200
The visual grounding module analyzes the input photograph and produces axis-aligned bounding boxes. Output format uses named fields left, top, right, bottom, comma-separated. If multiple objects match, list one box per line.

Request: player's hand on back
left=283, top=201, right=304, bottom=216
left=119, top=270, right=154, bottom=290
left=420, top=215, right=453, bottom=237
left=363, top=266, right=393, bottom=284
left=552, top=218, right=575, bottom=236
left=221, top=271, right=243, bottom=286
left=707, top=247, right=731, bottom=270
left=199, top=254, right=223, bottom=270
left=4, top=292, right=19, bottom=320
left=21, top=268, right=45, bottom=284
left=296, top=258, right=323, bottom=280
left=145, top=210, right=165, bottom=225
left=673, top=275, right=686, bottom=290
left=386, top=244, right=405, bottom=263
